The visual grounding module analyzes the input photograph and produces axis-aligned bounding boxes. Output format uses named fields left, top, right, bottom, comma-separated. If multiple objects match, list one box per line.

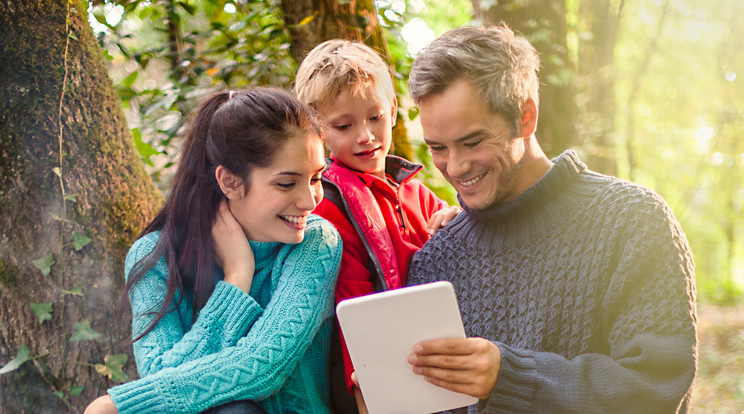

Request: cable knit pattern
left=108, top=215, right=342, bottom=414
left=408, top=151, right=697, bottom=413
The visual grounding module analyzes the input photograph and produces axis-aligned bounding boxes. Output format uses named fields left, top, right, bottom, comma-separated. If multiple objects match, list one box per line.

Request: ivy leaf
left=70, top=319, right=101, bottom=342
left=64, top=194, right=77, bottom=202
left=54, top=390, right=65, bottom=399
left=51, top=167, right=62, bottom=178
left=0, top=344, right=30, bottom=374
left=32, top=253, right=55, bottom=277
left=70, top=385, right=85, bottom=396
left=30, top=302, right=53, bottom=323
left=95, top=354, right=128, bottom=382
left=71, top=232, right=91, bottom=251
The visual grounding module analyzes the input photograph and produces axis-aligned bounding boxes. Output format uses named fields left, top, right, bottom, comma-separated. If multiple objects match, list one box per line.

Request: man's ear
left=518, top=98, right=538, bottom=138
left=215, top=165, right=244, bottom=199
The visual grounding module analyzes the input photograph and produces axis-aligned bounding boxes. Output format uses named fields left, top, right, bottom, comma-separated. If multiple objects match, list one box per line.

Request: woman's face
left=227, top=133, right=326, bottom=244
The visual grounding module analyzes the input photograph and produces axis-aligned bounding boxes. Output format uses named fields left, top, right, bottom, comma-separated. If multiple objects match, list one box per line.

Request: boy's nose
left=356, top=125, right=374, bottom=145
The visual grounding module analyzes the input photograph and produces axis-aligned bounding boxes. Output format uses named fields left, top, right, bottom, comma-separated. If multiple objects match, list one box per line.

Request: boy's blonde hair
left=294, top=39, right=395, bottom=107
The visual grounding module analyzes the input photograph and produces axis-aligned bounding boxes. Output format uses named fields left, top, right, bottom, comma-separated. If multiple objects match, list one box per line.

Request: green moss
left=0, top=258, right=20, bottom=288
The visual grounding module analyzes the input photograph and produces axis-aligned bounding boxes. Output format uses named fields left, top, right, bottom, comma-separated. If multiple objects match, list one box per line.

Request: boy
left=294, top=39, right=459, bottom=411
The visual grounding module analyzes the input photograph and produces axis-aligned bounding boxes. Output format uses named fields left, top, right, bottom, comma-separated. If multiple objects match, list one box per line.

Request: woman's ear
left=215, top=165, right=244, bottom=199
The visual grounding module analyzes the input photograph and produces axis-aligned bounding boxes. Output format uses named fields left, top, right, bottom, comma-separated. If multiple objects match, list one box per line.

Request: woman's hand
left=427, top=206, right=462, bottom=235
left=351, top=372, right=369, bottom=414
left=213, top=199, right=255, bottom=293
left=84, top=395, right=119, bottom=414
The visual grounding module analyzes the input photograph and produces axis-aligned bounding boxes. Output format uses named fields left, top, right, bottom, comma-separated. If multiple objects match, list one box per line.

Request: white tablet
left=336, top=281, right=478, bottom=414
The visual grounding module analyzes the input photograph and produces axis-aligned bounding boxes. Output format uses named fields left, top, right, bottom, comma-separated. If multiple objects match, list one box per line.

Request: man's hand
left=408, top=337, right=501, bottom=399
left=427, top=206, right=462, bottom=235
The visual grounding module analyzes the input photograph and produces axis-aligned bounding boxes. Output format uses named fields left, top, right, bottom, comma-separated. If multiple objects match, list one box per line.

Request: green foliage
left=71, top=231, right=92, bottom=251
left=91, top=0, right=296, bottom=189
left=30, top=302, right=53, bottom=324
left=95, top=353, right=129, bottom=382
left=0, top=344, right=30, bottom=375
left=70, top=318, right=102, bottom=341
left=32, top=253, right=55, bottom=277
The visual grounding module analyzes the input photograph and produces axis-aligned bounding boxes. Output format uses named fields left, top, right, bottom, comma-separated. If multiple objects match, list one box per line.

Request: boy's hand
left=408, top=337, right=501, bottom=400
left=212, top=199, right=255, bottom=294
left=427, top=206, right=462, bottom=235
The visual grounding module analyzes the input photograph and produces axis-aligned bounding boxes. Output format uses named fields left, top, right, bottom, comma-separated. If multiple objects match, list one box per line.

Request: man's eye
left=464, top=140, right=482, bottom=148
left=429, top=145, right=445, bottom=151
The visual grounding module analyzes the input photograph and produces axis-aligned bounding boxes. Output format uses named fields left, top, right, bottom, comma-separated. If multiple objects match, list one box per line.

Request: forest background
left=0, top=0, right=742, bottom=412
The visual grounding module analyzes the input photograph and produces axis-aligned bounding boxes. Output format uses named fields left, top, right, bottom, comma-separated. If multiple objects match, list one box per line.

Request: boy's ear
left=215, top=165, right=244, bottom=199
left=391, top=96, right=398, bottom=125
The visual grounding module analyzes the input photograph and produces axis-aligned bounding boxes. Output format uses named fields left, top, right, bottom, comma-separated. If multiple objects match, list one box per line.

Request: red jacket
left=313, top=156, right=448, bottom=395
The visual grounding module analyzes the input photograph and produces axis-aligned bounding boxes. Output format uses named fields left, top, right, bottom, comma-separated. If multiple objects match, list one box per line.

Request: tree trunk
left=577, top=0, right=623, bottom=175
left=473, top=0, right=578, bottom=159
left=0, top=1, right=162, bottom=412
left=279, top=0, right=413, bottom=160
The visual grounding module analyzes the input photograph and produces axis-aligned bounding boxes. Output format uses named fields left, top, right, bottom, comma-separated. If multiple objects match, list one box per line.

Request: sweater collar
left=248, top=240, right=282, bottom=264
left=462, top=150, right=587, bottom=224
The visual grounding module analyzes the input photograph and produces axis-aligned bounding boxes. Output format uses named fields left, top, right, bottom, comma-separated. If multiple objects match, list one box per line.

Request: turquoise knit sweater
left=108, top=215, right=342, bottom=414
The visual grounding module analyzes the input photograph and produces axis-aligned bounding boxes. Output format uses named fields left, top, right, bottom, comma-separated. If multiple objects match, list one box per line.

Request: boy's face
left=315, top=83, right=396, bottom=179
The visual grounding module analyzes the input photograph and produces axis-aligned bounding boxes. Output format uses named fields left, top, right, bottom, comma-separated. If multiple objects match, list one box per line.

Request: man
left=405, top=24, right=697, bottom=412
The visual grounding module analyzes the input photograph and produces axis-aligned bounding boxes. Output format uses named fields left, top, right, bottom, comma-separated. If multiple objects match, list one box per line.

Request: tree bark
left=473, top=0, right=578, bottom=159
left=279, top=0, right=413, bottom=160
left=577, top=0, right=623, bottom=175
left=0, top=0, right=162, bottom=411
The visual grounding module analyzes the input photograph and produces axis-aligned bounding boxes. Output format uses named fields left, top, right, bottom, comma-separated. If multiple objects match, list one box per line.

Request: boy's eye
left=370, top=113, right=384, bottom=121
left=311, top=175, right=322, bottom=184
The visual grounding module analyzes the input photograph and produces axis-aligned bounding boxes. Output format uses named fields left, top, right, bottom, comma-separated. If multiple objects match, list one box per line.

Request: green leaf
left=51, top=167, right=62, bottom=177
left=51, top=214, right=71, bottom=223
left=69, top=385, right=84, bottom=396
left=298, top=11, right=318, bottom=26
left=30, top=302, right=53, bottom=323
left=70, top=319, right=101, bottom=342
left=54, top=390, right=65, bottom=399
left=0, top=344, right=30, bottom=374
left=32, top=253, right=55, bottom=277
left=122, top=70, right=138, bottom=88
left=69, top=31, right=78, bottom=41
left=132, top=128, right=161, bottom=167
left=95, top=354, right=128, bottom=382
left=62, top=286, right=83, bottom=296
left=71, top=232, right=91, bottom=251
left=64, top=194, right=77, bottom=202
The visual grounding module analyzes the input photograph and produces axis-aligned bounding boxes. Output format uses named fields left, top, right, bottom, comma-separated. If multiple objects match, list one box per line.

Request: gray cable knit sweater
left=407, top=150, right=697, bottom=413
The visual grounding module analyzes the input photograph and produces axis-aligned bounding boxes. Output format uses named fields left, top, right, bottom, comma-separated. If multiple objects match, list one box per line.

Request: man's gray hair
left=408, top=23, right=540, bottom=133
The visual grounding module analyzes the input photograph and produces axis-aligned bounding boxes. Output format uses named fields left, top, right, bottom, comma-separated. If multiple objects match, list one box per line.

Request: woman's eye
left=311, top=175, right=322, bottom=184
left=334, top=124, right=350, bottom=131
left=276, top=183, right=295, bottom=189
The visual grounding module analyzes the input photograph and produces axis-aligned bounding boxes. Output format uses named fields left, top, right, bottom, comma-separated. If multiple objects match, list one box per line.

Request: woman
left=85, top=87, right=342, bottom=413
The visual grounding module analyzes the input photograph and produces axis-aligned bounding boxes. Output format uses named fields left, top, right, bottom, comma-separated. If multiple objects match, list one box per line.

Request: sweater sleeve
left=108, top=219, right=342, bottom=414
left=123, top=234, right=263, bottom=378
left=483, top=197, right=697, bottom=413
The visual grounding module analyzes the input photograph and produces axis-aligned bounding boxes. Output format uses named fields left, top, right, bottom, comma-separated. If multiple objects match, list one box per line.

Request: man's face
left=419, top=79, right=529, bottom=210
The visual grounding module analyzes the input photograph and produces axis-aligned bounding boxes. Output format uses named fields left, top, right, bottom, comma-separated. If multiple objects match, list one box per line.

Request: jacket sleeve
left=313, top=198, right=376, bottom=393
left=125, top=234, right=263, bottom=378
left=482, top=198, right=697, bottom=413
left=108, top=220, right=343, bottom=414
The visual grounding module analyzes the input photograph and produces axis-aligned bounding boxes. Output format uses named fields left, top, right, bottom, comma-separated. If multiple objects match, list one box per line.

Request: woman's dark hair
left=124, top=87, right=325, bottom=342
